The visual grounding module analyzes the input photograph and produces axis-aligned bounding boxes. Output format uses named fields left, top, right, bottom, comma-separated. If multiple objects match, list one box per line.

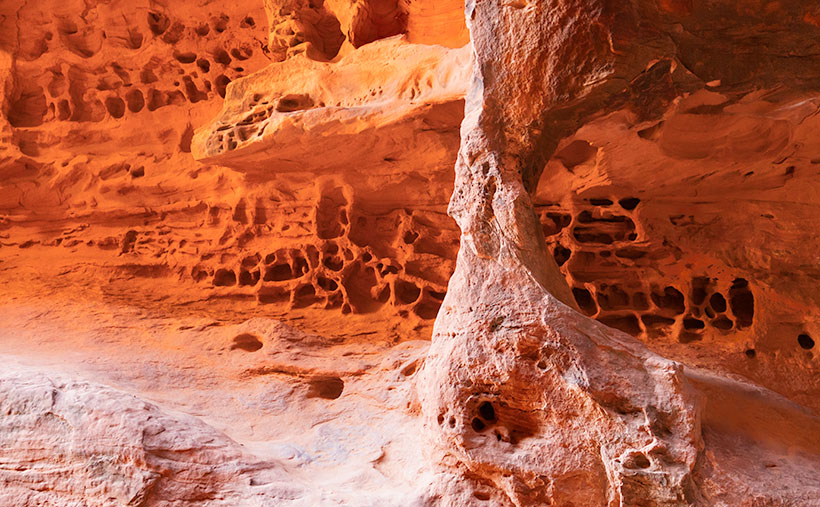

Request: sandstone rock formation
left=417, top=1, right=820, bottom=503
left=1, top=0, right=820, bottom=504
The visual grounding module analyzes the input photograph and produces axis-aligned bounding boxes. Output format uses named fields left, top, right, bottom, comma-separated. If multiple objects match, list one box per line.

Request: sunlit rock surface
left=1, top=0, right=819, bottom=504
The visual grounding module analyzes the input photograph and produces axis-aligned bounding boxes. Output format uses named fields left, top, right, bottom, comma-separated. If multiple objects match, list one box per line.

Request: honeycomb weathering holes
left=540, top=197, right=757, bottom=342
left=196, top=195, right=452, bottom=320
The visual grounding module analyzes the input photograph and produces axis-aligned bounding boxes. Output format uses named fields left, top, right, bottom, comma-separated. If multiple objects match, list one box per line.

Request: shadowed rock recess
left=1, top=0, right=819, bottom=504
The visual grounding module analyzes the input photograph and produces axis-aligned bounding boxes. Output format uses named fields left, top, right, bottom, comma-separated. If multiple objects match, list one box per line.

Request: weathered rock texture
left=1, top=0, right=820, bottom=504
left=417, top=0, right=820, bottom=503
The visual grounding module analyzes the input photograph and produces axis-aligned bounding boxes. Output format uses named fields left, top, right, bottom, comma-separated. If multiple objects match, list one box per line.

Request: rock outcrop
left=0, top=364, right=252, bottom=505
left=1, top=0, right=820, bottom=504
left=416, top=0, right=820, bottom=503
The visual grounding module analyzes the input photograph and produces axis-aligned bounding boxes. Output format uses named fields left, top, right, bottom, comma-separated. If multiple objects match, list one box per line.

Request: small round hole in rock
left=473, top=491, right=491, bottom=501
left=553, top=245, right=571, bottom=267
left=238, top=269, right=259, bottom=286
left=624, top=453, right=651, bottom=469
left=471, top=418, right=486, bottom=432
left=395, top=280, right=421, bottom=304
left=214, top=49, right=231, bottom=66
left=105, top=97, right=125, bottom=118
left=619, top=197, right=640, bottom=210
left=709, top=292, right=727, bottom=313
left=712, top=316, right=733, bottom=330
left=478, top=401, right=495, bottom=421
left=125, top=89, right=144, bottom=112
left=401, top=360, right=418, bottom=377
left=213, top=268, right=236, bottom=286
left=798, top=333, right=815, bottom=350
left=745, top=348, right=756, bottom=358
left=317, top=276, right=338, bottom=291
left=174, top=51, right=197, bottom=64
left=231, top=333, right=263, bottom=352
left=306, top=376, right=344, bottom=399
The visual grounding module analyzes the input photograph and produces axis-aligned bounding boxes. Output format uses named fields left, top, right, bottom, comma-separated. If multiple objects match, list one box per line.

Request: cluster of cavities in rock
left=8, top=7, right=265, bottom=132
left=183, top=179, right=767, bottom=346
left=203, top=75, right=431, bottom=156
left=206, top=91, right=317, bottom=154
left=188, top=183, right=457, bottom=320
left=203, top=78, right=441, bottom=155
left=205, top=50, right=462, bottom=154
left=535, top=196, right=759, bottom=344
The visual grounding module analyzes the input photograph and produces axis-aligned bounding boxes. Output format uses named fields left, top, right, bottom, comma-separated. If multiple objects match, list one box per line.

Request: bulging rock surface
left=1, top=0, right=820, bottom=504
left=0, top=363, right=250, bottom=505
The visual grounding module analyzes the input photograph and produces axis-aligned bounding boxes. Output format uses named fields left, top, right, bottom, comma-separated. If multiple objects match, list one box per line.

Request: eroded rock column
left=417, top=1, right=704, bottom=504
